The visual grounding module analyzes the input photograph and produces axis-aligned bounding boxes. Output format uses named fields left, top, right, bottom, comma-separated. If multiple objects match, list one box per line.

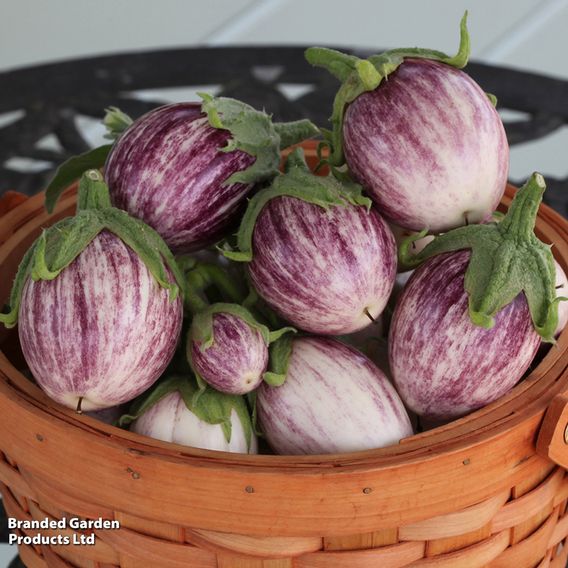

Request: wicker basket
left=2, top=145, right=568, bottom=567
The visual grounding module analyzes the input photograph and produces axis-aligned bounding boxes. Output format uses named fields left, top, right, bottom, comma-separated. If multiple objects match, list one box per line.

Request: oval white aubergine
left=105, top=103, right=256, bottom=253
left=190, top=313, right=268, bottom=395
left=131, top=391, right=258, bottom=453
left=389, top=251, right=540, bottom=421
left=18, top=231, right=183, bottom=412
left=249, top=199, right=397, bottom=335
left=344, top=59, right=509, bottom=233
left=257, top=337, right=413, bottom=455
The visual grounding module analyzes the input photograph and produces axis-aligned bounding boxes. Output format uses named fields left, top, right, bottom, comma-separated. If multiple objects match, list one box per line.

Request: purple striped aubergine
left=18, top=231, right=183, bottom=412
left=131, top=391, right=258, bottom=453
left=249, top=199, right=397, bottom=334
left=554, top=259, right=568, bottom=337
left=344, top=59, right=509, bottom=233
left=257, top=337, right=413, bottom=455
left=389, top=251, right=540, bottom=421
left=190, top=312, right=269, bottom=395
left=105, top=103, right=255, bottom=253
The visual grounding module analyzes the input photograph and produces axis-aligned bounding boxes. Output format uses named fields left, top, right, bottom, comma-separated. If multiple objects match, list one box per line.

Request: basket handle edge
left=536, top=394, right=568, bottom=468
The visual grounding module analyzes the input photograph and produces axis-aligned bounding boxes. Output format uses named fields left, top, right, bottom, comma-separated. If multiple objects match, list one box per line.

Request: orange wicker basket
left=2, top=144, right=568, bottom=567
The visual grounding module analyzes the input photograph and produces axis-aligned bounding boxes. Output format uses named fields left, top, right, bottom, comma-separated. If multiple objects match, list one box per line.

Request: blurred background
left=1, top=0, right=568, bottom=193
left=0, top=0, right=567, bottom=565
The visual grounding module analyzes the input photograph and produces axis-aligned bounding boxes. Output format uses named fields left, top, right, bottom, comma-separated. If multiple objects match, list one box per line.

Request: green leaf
left=184, top=272, right=210, bottom=314
left=443, top=11, right=470, bottom=68
left=30, top=230, right=63, bottom=281
left=176, top=255, right=198, bottom=274
left=305, top=11, right=470, bottom=167
left=518, top=244, right=558, bottom=339
left=189, top=310, right=215, bottom=348
left=399, top=226, right=474, bottom=270
left=274, top=120, right=320, bottom=150
left=118, top=375, right=184, bottom=427
left=247, top=390, right=261, bottom=436
left=45, top=144, right=113, bottom=213
left=183, top=337, right=206, bottom=401
left=303, top=47, right=360, bottom=82
left=199, top=94, right=318, bottom=186
left=486, top=92, right=498, bottom=107
left=223, top=250, right=254, bottom=262
left=268, top=326, right=296, bottom=344
left=224, top=148, right=371, bottom=262
left=383, top=12, right=470, bottom=69
left=2, top=173, right=184, bottom=331
left=103, top=106, right=133, bottom=140
left=188, top=302, right=272, bottom=350
left=400, top=173, right=559, bottom=341
left=30, top=211, right=103, bottom=282
left=355, top=59, right=382, bottom=90
left=263, top=334, right=294, bottom=386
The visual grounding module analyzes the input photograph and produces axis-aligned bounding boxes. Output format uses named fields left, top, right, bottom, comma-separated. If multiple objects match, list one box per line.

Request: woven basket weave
left=2, top=144, right=568, bottom=567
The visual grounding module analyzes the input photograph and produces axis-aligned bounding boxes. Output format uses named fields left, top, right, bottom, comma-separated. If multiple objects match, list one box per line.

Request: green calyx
left=305, top=11, right=470, bottom=167
left=223, top=147, right=371, bottom=262
left=118, top=374, right=254, bottom=451
left=199, top=93, right=319, bottom=185
left=486, top=92, right=498, bottom=107
left=399, top=173, right=562, bottom=342
left=103, top=106, right=134, bottom=140
left=0, top=170, right=184, bottom=329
